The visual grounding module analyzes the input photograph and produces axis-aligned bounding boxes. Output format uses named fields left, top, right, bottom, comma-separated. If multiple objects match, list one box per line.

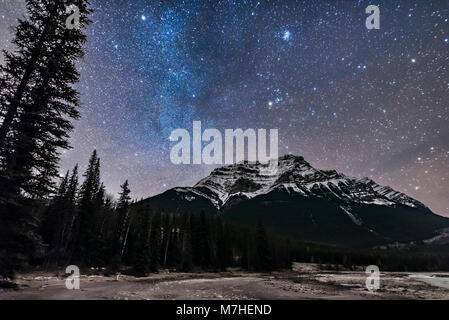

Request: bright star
left=141, top=15, right=146, bottom=21
left=282, top=30, right=291, bottom=41
left=411, top=58, right=416, bottom=63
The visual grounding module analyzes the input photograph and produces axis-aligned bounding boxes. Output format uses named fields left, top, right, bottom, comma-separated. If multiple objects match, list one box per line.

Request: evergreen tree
left=0, top=0, right=91, bottom=277
left=67, top=165, right=79, bottom=202
left=57, top=171, right=70, bottom=200
left=0, top=0, right=91, bottom=147
left=71, top=150, right=101, bottom=265
left=41, top=171, right=70, bottom=252
left=166, top=214, right=182, bottom=268
left=91, top=182, right=107, bottom=265
left=214, top=217, right=227, bottom=271
left=255, top=218, right=272, bottom=272
left=112, top=180, right=132, bottom=268
left=240, top=232, right=252, bottom=271
left=117, top=180, right=131, bottom=209
left=61, top=165, right=79, bottom=258
left=222, top=222, right=234, bottom=267
left=78, top=151, right=100, bottom=206
left=133, top=206, right=151, bottom=275
left=161, top=213, right=172, bottom=267
left=35, top=164, right=79, bottom=266
left=191, top=211, right=211, bottom=268
left=149, top=211, right=162, bottom=272
left=180, top=213, right=193, bottom=272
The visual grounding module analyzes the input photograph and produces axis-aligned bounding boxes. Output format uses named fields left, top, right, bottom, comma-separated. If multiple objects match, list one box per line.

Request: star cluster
left=1, top=0, right=448, bottom=215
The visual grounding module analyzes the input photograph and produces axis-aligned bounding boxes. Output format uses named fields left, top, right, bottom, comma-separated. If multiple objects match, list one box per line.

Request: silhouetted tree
left=180, top=214, right=193, bottom=272
left=0, top=0, right=91, bottom=277
left=112, top=180, right=132, bottom=268
left=71, top=150, right=101, bottom=265
left=149, top=211, right=162, bottom=272
left=255, top=218, right=272, bottom=272
left=132, top=205, right=151, bottom=275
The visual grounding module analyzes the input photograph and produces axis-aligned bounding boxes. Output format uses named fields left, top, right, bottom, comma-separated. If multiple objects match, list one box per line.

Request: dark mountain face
left=143, top=155, right=449, bottom=247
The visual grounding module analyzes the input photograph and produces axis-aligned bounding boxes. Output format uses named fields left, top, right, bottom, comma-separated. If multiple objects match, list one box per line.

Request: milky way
left=1, top=0, right=448, bottom=215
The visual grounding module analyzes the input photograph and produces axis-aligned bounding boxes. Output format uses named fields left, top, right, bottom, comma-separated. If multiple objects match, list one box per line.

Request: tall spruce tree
left=0, top=0, right=91, bottom=277
left=62, top=165, right=79, bottom=259
left=117, top=180, right=131, bottom=209
left=166, top=214, right=182, bottom=268
left=67, top=165, right=79, bottom=202
left=161, top=213, right=172, bottom=267
left=255, top=218, right=272, bottom=272
left=132, top=205, right=151, bottom=275
left=71, top=150, right=101, bottom=265
left=198, top=211, right=212, bottom=268
left=91, top=182, right=107, bottom=264
left=215, top=217, right=232, bottom=271
left=191, top=211, right=212, bottom=268
left=40, top=171, right=70, bottom=263
left=180, top=213, right=193, bottom=272
left=149, top=211, right=161, bottom=272
left=112, top=180, right=132, bottom=268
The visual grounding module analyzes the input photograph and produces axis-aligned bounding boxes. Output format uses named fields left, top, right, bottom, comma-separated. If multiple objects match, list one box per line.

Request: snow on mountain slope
left=177, top=155, right=428, bottom=211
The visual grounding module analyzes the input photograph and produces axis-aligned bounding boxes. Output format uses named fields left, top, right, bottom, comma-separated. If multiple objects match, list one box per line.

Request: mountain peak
left=144, top=155, right=446, bottom=247
left=185, top=155, right=426, bottom=211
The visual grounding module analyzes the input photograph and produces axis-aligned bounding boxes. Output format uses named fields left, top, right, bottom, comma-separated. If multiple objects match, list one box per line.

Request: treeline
left=3, top=149, right=449, bottom=276
left=39, top=151, right=292, bottom=274
left=38, top=151, right=449, bottom=275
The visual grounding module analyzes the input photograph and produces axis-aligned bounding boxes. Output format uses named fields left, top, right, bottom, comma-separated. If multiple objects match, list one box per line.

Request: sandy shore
left=1, top=263, right=448, bottom=300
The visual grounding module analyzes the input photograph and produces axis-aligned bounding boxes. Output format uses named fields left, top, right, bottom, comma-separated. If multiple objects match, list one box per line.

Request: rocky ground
left=1, top=263, right=448, bottom=300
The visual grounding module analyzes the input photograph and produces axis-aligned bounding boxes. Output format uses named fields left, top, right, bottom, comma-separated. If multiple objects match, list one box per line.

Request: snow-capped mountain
left=187, top=155, right=427, bottom=210
left=143, top=155, right=449, bottom=247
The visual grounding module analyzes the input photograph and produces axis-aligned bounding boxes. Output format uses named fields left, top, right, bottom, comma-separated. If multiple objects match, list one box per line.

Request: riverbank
left=1, top=263, right=448, bottom=300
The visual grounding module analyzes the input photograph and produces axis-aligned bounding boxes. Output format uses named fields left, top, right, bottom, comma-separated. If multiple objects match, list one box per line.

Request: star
left=282, top=30, right=291, bottom=41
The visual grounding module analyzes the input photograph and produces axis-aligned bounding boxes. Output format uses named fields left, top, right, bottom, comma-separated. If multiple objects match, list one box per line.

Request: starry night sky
left=1, top=0, right=448, bottom=215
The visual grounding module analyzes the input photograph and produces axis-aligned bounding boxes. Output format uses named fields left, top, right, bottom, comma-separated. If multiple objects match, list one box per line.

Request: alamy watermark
left=64, top=4, right=379, bottom=31
left=65, top=5, right=80, bottom=30
left=65, top=265, right=80, bottom=290
left=366, top=5, right=380, bottom=30
left=365, top=265, right=380, bottom=291
left=169, top=121, right=279, bottom=175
